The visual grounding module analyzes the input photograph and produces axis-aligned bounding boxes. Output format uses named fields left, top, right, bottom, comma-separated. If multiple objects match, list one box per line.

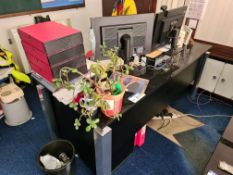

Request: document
left=186, top=0, right=208, bottom=20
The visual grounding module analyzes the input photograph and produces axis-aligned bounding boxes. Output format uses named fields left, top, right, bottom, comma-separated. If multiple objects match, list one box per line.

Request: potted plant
left=53, top=44, right=134, bottom=132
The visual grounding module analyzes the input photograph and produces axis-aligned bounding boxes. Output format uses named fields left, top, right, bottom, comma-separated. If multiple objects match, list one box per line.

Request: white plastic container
left=1, top=97, right=32, bottom=126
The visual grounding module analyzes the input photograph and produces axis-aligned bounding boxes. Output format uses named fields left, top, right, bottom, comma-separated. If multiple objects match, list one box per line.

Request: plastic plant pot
left=37, top=140, right=76, bottom=175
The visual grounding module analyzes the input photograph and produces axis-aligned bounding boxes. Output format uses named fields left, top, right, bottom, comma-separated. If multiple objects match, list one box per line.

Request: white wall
left=194, top=0, right=233, bottom=47
left=0, top=0, right=102, bottom=67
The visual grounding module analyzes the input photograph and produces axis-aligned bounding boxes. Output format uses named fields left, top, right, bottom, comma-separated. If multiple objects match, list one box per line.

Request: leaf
left=94, top=118, right=100, bottom=124
left=86, top=118, right=92, bottom=124
left=85, top=125, right=91, bottom=132
left=74, top=119, right=81, bottom=130
left=91, top=123, right=97, bottom=129
left=69, top=103, right=74, bottom=108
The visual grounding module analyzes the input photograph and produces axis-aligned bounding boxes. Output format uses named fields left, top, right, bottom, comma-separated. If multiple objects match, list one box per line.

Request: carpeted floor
left=0, top=86, right=232, bottom=175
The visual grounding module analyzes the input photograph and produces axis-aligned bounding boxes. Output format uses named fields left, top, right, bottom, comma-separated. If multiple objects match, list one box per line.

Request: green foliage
left=69, top=102, right=78, bottom=111
left=74, top=119, right=81, bottom=130
left=80, top=79, right=94, bottom=97
left=85, top=118, right=100, bottom=132
left=115, top=113, right=122, bottom=121
left=53, top=45, right=134, bottom=132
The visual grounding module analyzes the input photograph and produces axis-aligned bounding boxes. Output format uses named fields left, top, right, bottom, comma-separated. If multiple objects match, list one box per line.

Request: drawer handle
left=221, top=78, right=225, bottom=83
left=212, top=76, right=217, bottom=80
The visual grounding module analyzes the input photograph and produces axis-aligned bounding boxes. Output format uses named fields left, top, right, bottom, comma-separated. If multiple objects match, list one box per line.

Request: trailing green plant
left=53, top=45, right=133, bottom=132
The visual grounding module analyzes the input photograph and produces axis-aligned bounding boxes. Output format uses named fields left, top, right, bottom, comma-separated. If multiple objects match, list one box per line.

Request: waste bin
left=0, top=83, right=32, bottom=126
left=37, top=140, right=76, bottom=175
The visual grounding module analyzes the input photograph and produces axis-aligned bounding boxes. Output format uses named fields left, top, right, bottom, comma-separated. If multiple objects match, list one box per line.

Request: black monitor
left=152, top=6, right=187, bottom=49
left=90, top=14, right=155, bottom=62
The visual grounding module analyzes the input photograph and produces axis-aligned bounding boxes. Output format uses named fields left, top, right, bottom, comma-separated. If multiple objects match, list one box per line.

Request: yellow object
left=11, top=69, right=31, bottom=84
left=112, top=0, right=137, bottom=16
left=146, top=50, right=163, bottom=59
left=0, top=47, right=31, bottom=84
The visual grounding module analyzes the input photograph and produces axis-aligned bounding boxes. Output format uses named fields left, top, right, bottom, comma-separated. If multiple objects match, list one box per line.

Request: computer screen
left=90, top=14, right=155, bottom=62
left=152, top=6, right=187, bottom=49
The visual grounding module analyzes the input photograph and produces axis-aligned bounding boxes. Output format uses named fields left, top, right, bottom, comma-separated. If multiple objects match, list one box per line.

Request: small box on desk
left=18, top=21, right=87, bottom=82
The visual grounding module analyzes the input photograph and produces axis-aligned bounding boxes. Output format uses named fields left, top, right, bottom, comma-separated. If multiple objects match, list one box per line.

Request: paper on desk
left=53, top=78, right=82, bottom=105
left=158, top=45, right=171, bottom=52
left=54, top=59, right=124, bottom=105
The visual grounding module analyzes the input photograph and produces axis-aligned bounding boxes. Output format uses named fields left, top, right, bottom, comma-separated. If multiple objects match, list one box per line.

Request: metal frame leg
left=94, top=126, right=112, bottom=175
left=36, top=84, right=58, bottom=139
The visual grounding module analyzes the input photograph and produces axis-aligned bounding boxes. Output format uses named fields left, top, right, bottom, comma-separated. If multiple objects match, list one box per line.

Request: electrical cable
left=196, top=90, right=208, bottom=115
left=152, top=112, right=232, bottom=128
left=178, top=116, right=203, bottom=127
left=176, top=114, right=232, bottom=118
left=187, top=90, right=233, bottom=108
left=187, top=91, right=212, bottom=106
left=157, top=118, right=171, bottom=130
left=157, top=118, right=166, bottom=130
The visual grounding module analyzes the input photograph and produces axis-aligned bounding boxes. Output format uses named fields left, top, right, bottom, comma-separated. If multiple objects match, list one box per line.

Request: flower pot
left=101, top=86, right=125, bottom=118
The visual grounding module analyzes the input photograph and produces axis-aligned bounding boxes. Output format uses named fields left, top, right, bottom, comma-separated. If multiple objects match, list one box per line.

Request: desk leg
left=36, top=85, right=58, bottom=139
left=191, top=52, right=209, bottom=99
left=94, top=126, right=112, bottom=175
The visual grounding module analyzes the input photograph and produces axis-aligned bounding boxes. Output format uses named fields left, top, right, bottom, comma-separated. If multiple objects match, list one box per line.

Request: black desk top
left=97, top=42, right=212, bottom=128
left=32, top=42, right=211, bottom=129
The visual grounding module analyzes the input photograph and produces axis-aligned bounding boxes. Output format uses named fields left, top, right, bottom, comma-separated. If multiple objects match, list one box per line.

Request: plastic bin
left=37, top=140, right=76, bottom=175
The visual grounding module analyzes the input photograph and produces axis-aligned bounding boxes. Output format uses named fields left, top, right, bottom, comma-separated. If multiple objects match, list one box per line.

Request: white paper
left=186, top=0, right=208, bottom=20
left=157, top=44, right=171, bottom=52
left=105, top=100, right=114, bottom=110
left=188, top=19, right=198, bottom=29
left=53, top=78, right=82, bottom=105
left=128, top=93, right=145, bottom=103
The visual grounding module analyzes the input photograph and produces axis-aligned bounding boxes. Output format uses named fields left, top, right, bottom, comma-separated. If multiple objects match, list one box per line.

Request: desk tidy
left=18, top=21, right=87, bottom=82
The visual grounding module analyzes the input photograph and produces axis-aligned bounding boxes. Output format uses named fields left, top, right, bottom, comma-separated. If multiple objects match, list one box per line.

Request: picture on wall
left=41, top=0, right=85, bottom=9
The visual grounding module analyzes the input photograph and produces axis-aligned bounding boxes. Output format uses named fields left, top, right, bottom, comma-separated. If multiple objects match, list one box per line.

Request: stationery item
left=128, top=93, right=145, bottom=103
left=157, top=44, right=171, bottom=52
left=141, top=56, right=147, bottom=66
left=177, top=25, right=193, bottom=48
left=146, top=50, right=162, bottom=59
left=122, top=75, right=149, bottom=94
left=53, top=78, right=82, bottom=105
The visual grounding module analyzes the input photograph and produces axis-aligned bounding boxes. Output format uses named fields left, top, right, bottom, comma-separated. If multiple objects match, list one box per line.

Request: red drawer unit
left=18, top=21, right=87, bottom=82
